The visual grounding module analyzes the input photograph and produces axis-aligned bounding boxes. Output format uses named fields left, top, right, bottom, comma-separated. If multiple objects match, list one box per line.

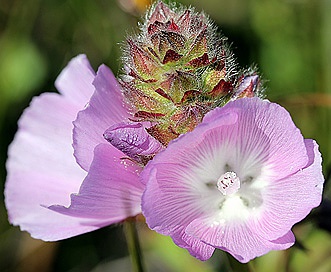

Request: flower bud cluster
left=120, top=1, right=262, bottom=145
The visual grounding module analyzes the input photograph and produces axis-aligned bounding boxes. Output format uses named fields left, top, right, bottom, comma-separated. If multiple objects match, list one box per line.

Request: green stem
left=124, top=220, right=146, bottom=272
left=226, top=253, right=255, bottom=272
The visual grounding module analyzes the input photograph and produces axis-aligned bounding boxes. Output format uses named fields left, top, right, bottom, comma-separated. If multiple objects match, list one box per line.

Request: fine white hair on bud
left=120, top=1, right=263, bottom=146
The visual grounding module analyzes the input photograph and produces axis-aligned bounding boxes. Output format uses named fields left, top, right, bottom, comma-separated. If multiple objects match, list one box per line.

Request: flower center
left=217, top=171, right=240, bottom=196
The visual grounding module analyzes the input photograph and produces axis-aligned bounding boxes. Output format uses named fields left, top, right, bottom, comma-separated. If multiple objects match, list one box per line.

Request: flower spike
left=121, top=1, right=262, bottom=145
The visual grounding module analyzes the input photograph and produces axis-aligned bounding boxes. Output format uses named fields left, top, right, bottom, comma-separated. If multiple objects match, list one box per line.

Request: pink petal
left=49, top=143, right=144, bottom=222
left=250, top=139, right=323, bottom=240
left=73, top=64, right=131, bottom=171
left=55, top=54, right=95, bottom=107
left=171, top=226, right=215, bottom=261
left=5, top=93, right=102, bottom=241
left=144, top=180, right=215, bottom=262
left=204, top=98, right=309, bottom=180
left=104, top=122, right=164, bottom=164
left=186, top=218, right=294, bottom=263
left=142, top=98, right=323, bottom=262
left=142, top=110, right=238, bottom=229
left=142, top=167, right=206, bottom=234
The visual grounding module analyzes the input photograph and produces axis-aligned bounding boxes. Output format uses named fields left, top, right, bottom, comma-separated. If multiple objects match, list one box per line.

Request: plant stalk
left=124, top=220, right=146, bottom=272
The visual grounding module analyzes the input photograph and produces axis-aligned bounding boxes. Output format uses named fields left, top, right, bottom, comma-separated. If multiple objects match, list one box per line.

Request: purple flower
left=5, top=55, right=150, bottom=241
left=141, top=97, right=324, bottom=262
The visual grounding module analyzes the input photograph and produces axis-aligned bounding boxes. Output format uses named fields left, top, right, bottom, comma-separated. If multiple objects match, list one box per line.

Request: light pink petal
left=5, top=93, right=103, bottom=241
left=55, top=54, right=95, bottom=107
left=50, top=144, right=144, bottom=221
left=204, top=98, right=309, bottom=180
left=104, top=122, right=164, bottom=164
left=171, top=227, right=215, bottom=261
left=73, top=64, right=131, bottom=171
left=142, top=98, right=323, bottom=262
left=186, top=218, right=294, bottom=263
left=143, top=179, right=215, bottom=262
left=142, top=110, right=238, bottom=231
left=142, top=167, right=209, bottom=234
left=250, top=139, right=324, bottom=240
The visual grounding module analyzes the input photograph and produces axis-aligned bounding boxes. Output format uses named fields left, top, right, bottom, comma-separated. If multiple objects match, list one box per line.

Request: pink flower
left=5, top=55, right=150, bottom=241
left=141, top=97, right=324, bottom=262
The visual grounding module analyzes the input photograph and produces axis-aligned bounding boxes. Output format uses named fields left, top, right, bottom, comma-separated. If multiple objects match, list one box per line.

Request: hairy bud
left=120, top=1, right=262, bottom=145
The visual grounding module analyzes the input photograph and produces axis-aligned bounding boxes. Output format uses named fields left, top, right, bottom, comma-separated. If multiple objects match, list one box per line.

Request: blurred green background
left=0, top=0, right=330, bottom=271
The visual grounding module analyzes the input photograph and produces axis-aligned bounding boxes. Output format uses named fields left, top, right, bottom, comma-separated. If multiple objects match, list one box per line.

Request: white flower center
left=217, top=171, right=240, bottom=196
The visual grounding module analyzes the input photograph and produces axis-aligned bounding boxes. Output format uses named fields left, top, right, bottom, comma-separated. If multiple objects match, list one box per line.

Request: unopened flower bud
left=120, top=1, right=262, bottom=145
